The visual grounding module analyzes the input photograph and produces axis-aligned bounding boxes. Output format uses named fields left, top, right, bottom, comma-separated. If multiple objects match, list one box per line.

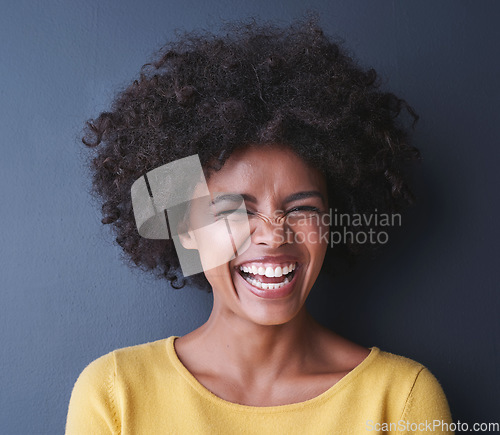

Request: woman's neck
left=177, top=306, right=330, bottom=385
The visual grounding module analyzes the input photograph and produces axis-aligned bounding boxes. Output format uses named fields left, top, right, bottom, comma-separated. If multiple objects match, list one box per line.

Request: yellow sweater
left=66, top=337, right=454, bottom=434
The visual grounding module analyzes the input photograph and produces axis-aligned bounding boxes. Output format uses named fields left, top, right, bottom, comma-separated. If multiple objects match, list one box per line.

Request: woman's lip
left=235, top=265, right=300, bottom=299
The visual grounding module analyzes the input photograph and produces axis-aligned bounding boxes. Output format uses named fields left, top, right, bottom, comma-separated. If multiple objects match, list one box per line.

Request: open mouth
left=236, top=263, right=297, bottom=290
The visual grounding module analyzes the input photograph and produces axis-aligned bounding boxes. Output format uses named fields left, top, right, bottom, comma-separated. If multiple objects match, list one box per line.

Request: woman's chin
left=230, top=268, right=308, bottom=327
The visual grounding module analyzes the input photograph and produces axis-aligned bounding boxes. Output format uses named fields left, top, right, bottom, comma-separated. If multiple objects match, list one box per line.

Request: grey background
left=1, top=1, right=499, bottom=433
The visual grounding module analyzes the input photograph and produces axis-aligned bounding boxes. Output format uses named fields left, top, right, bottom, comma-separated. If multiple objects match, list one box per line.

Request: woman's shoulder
left=72, top=336, right=177, bottom=389
left=369, top=347, right=445, bottom=384
left=316, top=330, right=446, bottom=399
left=66, top=336, right=179, bottom=433
left=112, top=336, right=176, bottom=367
left=370, top=347, right=426, bottom=374
left=361, top=346, right=448, bottom=400
left=366, top=348, right=453, bottom=427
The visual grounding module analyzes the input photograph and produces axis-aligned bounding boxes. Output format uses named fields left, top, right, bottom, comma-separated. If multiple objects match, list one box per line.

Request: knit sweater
left=66, top=336, right=454, bottom=434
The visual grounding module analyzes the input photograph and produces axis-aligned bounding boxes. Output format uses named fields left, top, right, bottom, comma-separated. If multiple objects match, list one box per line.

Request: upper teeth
left=239, top=263, right=296, bottom=277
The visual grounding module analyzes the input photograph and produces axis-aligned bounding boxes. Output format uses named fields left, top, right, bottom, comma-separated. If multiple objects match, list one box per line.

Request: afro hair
left=82, top=18, right=420, bottom=290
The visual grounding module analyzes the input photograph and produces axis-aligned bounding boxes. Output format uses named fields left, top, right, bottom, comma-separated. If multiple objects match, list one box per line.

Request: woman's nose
left=250, top=212, right=291, bottom=248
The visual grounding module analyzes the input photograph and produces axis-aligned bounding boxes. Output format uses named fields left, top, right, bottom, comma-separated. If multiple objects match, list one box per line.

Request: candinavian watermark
left=264, top=208, right=401, bottom=248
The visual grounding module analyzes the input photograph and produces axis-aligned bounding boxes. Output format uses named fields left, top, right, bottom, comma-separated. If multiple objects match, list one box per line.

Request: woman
left=67, top=19, right=453, bottom=434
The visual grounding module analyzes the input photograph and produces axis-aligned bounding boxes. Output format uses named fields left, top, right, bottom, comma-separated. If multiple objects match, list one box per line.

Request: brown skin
left=176, top=144, right=370, bottom=406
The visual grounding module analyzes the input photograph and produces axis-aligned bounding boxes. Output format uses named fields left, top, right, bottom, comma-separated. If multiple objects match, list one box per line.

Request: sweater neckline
left=165, top=335, right=380, bottom=413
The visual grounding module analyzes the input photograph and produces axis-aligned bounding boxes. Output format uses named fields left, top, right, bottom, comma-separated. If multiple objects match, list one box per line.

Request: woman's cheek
left=191, top=221, right=239, bottom=275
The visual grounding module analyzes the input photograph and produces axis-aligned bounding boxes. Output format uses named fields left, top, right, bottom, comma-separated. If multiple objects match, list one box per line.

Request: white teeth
left=243, top=276, right=290, bottom=290
left=239, top=263, right=297, bottom=277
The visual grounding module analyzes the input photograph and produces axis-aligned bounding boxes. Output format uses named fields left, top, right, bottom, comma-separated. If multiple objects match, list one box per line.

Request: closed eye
left=285, top=206, right=321, bottom=214
left=215, top=209, right=254, bottom=217
left=214, top=206, right=320, bottom=219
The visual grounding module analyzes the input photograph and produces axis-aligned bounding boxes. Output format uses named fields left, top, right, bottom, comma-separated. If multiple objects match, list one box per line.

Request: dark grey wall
left=1, top=1, right=498, bottom=433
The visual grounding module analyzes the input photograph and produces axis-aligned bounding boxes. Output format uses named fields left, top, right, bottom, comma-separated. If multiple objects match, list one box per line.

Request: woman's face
left=183, top=144, right=329, bottom=326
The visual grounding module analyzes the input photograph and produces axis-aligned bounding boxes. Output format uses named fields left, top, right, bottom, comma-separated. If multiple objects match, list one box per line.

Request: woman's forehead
left=207, top=143, right=326, bottom=189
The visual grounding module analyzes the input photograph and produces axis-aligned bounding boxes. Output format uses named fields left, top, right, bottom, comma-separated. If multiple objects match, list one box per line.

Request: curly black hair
left=82, top=18, right=420, bottom=291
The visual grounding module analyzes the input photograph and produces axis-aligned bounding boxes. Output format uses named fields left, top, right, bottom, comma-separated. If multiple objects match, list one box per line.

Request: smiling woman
left=66, top=18, right=454, bottom=434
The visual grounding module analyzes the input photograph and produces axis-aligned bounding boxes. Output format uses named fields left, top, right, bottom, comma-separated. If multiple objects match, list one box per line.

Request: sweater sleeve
left=397, top=367, right=454, bottom=434
left=65, top=352, right=120, bottom=435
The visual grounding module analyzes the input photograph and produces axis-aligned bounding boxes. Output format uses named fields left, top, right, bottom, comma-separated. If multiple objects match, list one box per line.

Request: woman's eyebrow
left=210, top=191, right=324, bottom=205
left=210, top=193, right=255, bottom=205
left=283, top=191, right=325, bottom=204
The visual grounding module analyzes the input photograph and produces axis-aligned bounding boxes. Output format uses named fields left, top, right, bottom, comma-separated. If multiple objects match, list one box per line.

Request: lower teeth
left=244, top=276, right=290, bottom=290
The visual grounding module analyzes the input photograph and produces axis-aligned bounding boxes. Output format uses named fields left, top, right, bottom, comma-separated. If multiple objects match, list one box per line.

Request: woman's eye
left=284, top=206, right=322, bottom=224
left=286, top=206, right=321, bottom=215
left=216, top=209, right=253, bottom=217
